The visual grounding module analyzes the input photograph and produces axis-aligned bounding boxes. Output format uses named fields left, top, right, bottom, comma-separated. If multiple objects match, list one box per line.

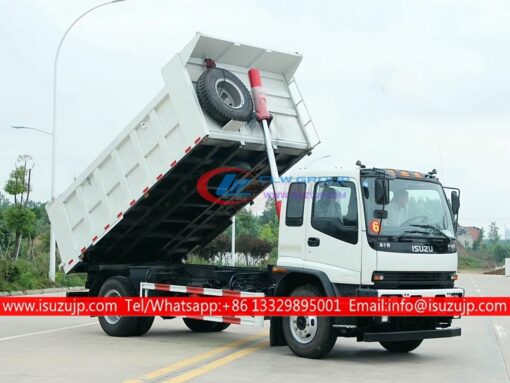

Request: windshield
left=361, top=177, right=455, bottom=239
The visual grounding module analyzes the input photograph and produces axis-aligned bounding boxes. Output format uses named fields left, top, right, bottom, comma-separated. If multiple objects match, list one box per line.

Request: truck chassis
left=73, top=264, right=462, bottom=358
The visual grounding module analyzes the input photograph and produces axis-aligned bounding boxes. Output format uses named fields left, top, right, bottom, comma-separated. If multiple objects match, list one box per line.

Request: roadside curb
left=0, top=286, right=85, bottom=297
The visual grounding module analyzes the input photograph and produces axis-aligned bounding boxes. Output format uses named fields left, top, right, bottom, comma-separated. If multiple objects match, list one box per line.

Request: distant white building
left=505, top=228, right=510, bottom=241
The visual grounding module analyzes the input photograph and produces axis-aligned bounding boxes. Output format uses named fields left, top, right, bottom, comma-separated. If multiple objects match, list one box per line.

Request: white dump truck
left=47, top=33, right=463, bottom=359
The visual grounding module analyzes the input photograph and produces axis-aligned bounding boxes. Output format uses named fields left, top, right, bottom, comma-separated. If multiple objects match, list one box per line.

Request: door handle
left=308, top=237, right=320, bottom=247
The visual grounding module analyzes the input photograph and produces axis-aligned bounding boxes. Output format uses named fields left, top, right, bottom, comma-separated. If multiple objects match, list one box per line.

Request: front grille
left=372, top=271, right=455, bottom=289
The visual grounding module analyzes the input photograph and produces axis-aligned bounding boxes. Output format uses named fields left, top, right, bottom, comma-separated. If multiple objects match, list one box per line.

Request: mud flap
left=270, top=317, right=287, bottom=346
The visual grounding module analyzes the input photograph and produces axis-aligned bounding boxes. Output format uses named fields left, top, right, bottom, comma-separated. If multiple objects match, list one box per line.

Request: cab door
left=305, top=178, right=361, bottom=284
left=277, top=182, right=308, bottom=268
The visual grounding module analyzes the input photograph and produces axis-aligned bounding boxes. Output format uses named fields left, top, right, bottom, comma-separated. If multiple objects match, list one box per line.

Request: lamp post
left=231, top=215, right=236, bottom=266
left=11, top=126, right=52, bottom=136
left=14, top=1, right=126, bottom=282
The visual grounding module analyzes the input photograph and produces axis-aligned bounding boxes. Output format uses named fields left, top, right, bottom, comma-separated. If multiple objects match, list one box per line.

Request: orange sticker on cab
left=369, top=219, right=381, bottom=234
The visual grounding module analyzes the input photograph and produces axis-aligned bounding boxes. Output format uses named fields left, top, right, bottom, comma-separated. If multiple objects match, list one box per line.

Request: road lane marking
left=161, top=341, right=268, bottom=383
left=129, top=332, right=267, bottom=382
left=495, top=324, right=508, bottom=339
left=0, top=322, right=96, bottom=342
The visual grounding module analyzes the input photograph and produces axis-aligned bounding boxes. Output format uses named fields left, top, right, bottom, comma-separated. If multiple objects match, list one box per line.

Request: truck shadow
left=267, top=342, right=440, bottom=364
left=327, top=346, right=435, bottom=363
left=136, top=328, right=441, bottom=364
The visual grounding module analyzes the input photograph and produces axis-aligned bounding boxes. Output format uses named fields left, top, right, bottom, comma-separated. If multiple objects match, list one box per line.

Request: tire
left=213, top=322, right=231, bottom=332
left=98, top=276, right=146, bottom=337
left=380, top=340, right=423, bottom=353
left=183, top=318, right=223, bottom=332
left=282, top=284, right=337, bottom=359
left=136, top=317, right=155, bottom=336
left=196, top=68, right=254, bottom=126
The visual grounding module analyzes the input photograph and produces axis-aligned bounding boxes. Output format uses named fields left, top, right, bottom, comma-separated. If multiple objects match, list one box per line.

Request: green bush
left=458, top=255, right=484, bottom=270
left=493, top=244, right=510, bottom=263
left=55, top=271, right=86, bottom=287
left=0, top=257, right=85, bottom=292
left=0, top=258, right=20, bottom=287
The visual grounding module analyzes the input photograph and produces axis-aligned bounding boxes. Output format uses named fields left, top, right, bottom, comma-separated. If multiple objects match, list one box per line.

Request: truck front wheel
left=282, top=284, right=337, bottom=359
left=183, top=318, right=229, bottom=332
left=98, top=276, right=154, bottom=337
left=380, top=340, right=423, bottom=353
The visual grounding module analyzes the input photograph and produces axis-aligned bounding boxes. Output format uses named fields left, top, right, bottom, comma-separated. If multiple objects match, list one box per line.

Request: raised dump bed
left=47, top=33, right=319, bottom=273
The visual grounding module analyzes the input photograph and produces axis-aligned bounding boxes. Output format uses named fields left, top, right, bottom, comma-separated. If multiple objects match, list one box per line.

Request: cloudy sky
left=1, top=0, right=509, bottom=234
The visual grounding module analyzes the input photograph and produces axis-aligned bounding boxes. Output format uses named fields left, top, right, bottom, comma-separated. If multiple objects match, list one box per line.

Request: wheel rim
left=103, top=289, right=121, bottom=325
left=289, top=316, right=318, bottom=344
left=215, top=78, right=245, bottom=109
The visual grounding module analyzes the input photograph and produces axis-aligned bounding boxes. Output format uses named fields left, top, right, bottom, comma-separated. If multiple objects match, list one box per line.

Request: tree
left=493, top=244, right=510, bottom=264
left=488, top=221, right=500, bottom=245
left=235, top=208, right=259, bottom=237
left=0, top=192, right=10, bottom=253
left=472, top=227, right=484, bottom=251
left=259, top=222, right=278, bottom=247
left=3, top=155, right=36, bottom=261
left=249, top=237, right=272, bottom=263
left=236, top=234, right=272, bottom=266
left=0, top=192, right=9, bottom=208
left=259, top=199, right=277, bottom=226
left=198, top=233, right=231, bottom=265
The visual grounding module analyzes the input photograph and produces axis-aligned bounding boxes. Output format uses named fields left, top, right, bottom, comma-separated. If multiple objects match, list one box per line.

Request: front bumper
left=377, top=287, right=464, bottom=297
left=363, top=327, right=461, bottom=342
left=357, top=287, right=465, bottom=297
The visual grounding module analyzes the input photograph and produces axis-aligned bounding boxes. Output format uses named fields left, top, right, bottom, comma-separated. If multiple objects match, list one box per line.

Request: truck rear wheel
left=136, top=317, right=155, bottom=336
left=98, top=276, right=154, bottom=337
left=282, top=284, right=337, bottom=359
left=183, top=318, right=228, bottom=332
left=213, top=323, right=231, bottom=332
left=380, top=340, right=423, bottom=353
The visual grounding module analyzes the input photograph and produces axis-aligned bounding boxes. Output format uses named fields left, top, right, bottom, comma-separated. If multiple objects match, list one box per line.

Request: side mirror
left=374, top=178, right=390, bottom=205
left=451, top=191, right=460, bottom=215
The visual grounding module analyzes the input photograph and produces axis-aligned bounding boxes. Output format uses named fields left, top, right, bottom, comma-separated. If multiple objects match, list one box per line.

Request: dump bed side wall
left=48, top=88, right=207, bottom=272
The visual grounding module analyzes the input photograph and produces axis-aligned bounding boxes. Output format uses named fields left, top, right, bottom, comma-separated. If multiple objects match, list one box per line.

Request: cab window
left=285, top=182, right=306, bottom=227
left=311, top=180, right=358, bottom=244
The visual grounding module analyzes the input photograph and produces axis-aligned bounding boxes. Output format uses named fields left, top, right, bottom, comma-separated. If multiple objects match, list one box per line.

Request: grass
left=0, top=257, right=85, bottom=292
left=458, top=255, right=485, bottom=271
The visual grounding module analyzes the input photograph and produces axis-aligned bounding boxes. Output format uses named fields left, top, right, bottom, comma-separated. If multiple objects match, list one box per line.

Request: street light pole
left=231, top=215, right=236, bottom=266
left=49, top=0, right=126, bottom=282
left=11, top=126, right=52, bottom=136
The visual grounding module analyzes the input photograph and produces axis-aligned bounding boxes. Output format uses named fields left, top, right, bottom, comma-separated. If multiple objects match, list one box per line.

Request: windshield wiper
left=396, top=230, right=430, bottom=241
left=409, top=224, right=451, bottom=240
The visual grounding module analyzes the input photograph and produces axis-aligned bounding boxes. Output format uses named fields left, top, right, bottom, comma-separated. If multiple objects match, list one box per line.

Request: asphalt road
left=0, top=273, right=509, bottom=383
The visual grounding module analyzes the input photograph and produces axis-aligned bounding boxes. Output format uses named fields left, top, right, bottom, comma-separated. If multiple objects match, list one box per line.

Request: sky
left=0, top=0, right=509, bottom=235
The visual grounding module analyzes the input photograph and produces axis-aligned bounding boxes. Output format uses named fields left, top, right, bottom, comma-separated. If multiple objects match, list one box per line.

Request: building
left=456, top=226, right=481, bottom=248
left=505, top=228, right=510, bottom=241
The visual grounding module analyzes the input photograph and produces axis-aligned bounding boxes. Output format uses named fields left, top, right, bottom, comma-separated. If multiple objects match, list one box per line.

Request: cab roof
left=289, top=166, right=441, bottom=183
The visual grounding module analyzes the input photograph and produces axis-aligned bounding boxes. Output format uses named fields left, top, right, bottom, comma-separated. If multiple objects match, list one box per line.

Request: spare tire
left=196, top=68, right=254, bottom=126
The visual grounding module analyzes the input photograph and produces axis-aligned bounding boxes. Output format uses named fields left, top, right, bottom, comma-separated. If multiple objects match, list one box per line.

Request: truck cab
left=271, top=165, right=463, bottom=357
